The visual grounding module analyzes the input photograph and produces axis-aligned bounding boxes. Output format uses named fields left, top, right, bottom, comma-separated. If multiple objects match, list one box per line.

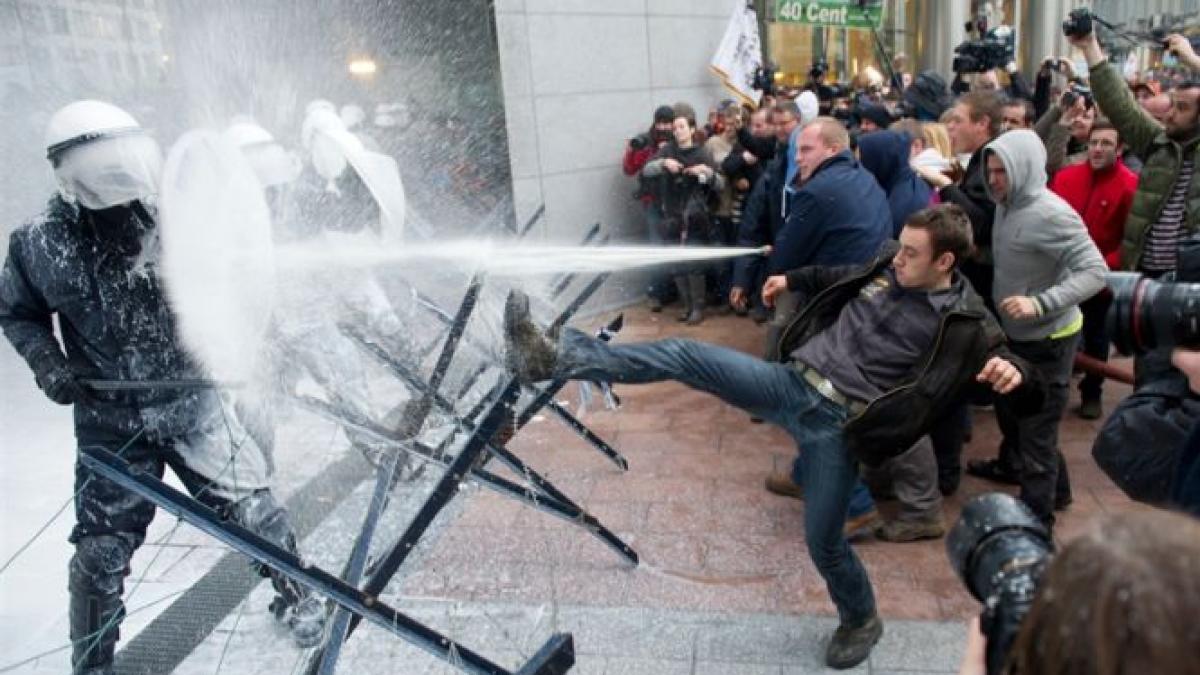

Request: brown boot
left=504, top=290, right=559, bottom=384
left=764, top=469, right=804, bottom=499
left=843, top=508, right=882, bottom=539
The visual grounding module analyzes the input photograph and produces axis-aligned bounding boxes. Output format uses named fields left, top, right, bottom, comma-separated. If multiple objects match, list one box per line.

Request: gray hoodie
left=985, top=129, right=1106, bottom=342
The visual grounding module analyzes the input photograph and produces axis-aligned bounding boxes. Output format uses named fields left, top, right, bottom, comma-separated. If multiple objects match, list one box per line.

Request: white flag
left=709, top=1, right=764, bottom=107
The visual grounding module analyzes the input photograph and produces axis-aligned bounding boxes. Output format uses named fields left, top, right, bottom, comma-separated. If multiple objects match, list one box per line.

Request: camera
left=752, top=65, right=778, bottom=96
left=1060, top=82, right=1094, bottom=109
left=1062, top=7, right=1093, bottom=39
left=629, top=133, right=651, bottom=151
left=946, top=493, right=1054, bottom=675
left=809, top=59, right=828, bottom=82
left=952, top=25, right=1015, bottom=74
left=1107, top=232, right=1200, bottom=355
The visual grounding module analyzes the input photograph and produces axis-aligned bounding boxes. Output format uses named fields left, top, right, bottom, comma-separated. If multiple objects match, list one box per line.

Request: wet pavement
left=3, top=302, right=1148, bottom=674
left=370, top=304, right=1147, bottom=673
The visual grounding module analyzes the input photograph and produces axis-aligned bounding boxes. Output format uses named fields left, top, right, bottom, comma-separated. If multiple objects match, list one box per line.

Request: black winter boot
left=69, top=536, right=131, bottom=675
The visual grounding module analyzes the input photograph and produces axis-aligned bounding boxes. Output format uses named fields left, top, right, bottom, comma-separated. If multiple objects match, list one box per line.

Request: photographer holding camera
left=1063, top=10, right=1200, bottom=506
left=952, top=494, right=1200, bottom=675
left=624, top=105, right=677, bottom=311
left=1033, top=82, right=1096, bottom=178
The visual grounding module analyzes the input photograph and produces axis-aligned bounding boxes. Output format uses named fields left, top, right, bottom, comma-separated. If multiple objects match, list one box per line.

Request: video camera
left=952, top=20, right=1015, bottom=74
left=1107, top=232, right=1200, bottom=355
left=946, top=493, right=1054, bottom=675
left=752, top=64, right=778, bottom=96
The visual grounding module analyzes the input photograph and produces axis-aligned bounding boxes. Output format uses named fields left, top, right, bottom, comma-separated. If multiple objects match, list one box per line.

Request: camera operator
left=624, top=105, right=676, bottom=311
left=1033, top=84, right=1096, bottom=178
left=956, top=509, right=1200, bottom=675
left=1067, top=20, right=1200, bottom=284
left=1165, top=348, right=1200, bottom=516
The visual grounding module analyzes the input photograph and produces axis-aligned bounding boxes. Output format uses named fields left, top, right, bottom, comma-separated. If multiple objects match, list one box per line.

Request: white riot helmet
left=44, top=100, right=163, bottom=210
left=224, top=120, right=301, bottom=187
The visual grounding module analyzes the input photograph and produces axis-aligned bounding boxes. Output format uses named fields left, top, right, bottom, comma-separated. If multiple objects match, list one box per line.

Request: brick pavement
left=416, top=304, right=1148, bottom=625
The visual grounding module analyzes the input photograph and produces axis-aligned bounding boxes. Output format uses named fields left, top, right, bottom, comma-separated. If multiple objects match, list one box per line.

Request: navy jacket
left=732, top=147, right=789, bottom=290
left=857, top=130, right=933, bottom=236
left=769, top=150, right=892, bottom=275
left=0, top=197, right=212, bottom=441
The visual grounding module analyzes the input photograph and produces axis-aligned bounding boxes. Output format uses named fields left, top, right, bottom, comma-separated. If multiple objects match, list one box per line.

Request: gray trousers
left=863, top=436, right=943, bottom=521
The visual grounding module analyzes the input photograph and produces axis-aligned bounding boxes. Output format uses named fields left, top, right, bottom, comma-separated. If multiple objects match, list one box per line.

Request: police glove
left=29, top=347, right=90, bottom=405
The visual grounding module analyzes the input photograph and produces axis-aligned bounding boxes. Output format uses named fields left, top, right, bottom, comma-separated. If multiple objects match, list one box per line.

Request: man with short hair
left=913, top=90, right=1004, bottom=303
left=504, top=204, right=1037, bottom=670
left=730, top=101, right=803, bottom=323
left=912, top=91, right=1005, bottom=489
left=1001, top=97, right=1036, bottom=130
left=986, top=129, right=1107, bottom=529
left=1048, top=118, right=1137, bottom=419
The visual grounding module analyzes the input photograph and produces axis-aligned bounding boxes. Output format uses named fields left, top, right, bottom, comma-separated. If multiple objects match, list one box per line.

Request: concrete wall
left=494, top=0, right=737, bottom=306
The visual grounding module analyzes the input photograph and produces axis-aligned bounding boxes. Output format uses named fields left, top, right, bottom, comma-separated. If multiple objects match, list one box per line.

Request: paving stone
left=867, top=619, right=968, bottom=673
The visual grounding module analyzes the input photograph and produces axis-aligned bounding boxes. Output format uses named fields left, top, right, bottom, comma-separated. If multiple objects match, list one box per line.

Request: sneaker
left=647, top=295, right=663, bottom=312
left=1077, top=397, right=1102, bottom=420
left=965, top=458, right=1020, bottom=486
left=826, top=614, right=883, bottom=669
left=764, top=470, right=804, bottom=499
left=875, top=516, right=945, bottom=542
left=504, top=290, right=559, bottom=384
left=844, top=509, right=882, bottom=539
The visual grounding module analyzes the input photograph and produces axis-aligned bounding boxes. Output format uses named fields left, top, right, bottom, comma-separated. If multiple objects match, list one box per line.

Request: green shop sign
left=774, top=0, right=883, bottom=29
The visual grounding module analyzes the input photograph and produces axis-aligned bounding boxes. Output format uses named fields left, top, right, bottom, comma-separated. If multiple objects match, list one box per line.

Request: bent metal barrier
left=86, top=212, right=639, bottom=674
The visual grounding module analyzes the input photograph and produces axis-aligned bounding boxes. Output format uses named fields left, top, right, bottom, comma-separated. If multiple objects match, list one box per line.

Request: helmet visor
left=55, top=133, right=162, bottom=209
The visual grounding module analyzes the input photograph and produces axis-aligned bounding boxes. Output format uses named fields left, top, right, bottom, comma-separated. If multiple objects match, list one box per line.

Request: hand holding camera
left=1164, top=33, right=1200, bottom=71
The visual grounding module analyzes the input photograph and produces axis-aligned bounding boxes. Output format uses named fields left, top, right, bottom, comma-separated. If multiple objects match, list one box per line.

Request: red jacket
left=1049, top=157, right=1138, bottom=270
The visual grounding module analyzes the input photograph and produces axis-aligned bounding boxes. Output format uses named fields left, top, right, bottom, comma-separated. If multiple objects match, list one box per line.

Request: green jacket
left=1091, top=60, right=1200, bottom=271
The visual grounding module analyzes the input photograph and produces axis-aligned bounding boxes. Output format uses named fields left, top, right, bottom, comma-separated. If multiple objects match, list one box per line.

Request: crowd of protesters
left=611, top=23, right=1200, bottom=670
left=621, top=33, right=1200, bottom=538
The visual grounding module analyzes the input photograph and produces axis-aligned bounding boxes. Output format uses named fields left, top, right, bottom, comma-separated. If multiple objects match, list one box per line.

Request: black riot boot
left=231, top=491, right=326, bottom=648
left=69, top=536, right=132, bottom=675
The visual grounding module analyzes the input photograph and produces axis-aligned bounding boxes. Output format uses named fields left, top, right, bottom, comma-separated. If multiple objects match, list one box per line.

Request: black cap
left=653, top=105, right=675, bottom=123
left=859, top=103, right=893, bottom=129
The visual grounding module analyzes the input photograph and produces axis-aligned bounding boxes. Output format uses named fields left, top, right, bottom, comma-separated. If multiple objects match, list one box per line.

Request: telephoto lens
left=946, top=493, right=1054, bottom=675
left=1106, top=272, right=1200, bottom=355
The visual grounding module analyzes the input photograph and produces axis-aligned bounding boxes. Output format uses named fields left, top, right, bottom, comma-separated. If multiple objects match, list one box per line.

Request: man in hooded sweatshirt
left=984, top=129, right=1107, bottom=529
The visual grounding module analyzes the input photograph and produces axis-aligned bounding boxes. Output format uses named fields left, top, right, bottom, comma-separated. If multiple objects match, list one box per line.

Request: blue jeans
left=557, top=329, right=877, bottom=625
